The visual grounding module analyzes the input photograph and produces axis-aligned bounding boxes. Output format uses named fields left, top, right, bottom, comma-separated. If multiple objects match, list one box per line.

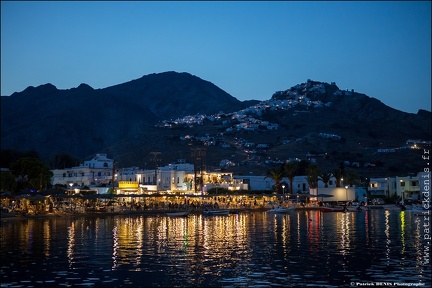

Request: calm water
left=1, top=210, right=430, bottom=287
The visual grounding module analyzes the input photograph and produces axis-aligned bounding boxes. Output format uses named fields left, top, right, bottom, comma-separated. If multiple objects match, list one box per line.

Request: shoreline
left=0, top=207, right=264, bottom=220
left=1, top=205, right=389, bottom=221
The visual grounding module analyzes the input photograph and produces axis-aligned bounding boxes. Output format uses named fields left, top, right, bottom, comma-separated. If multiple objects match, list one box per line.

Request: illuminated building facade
left=51, top=153, right=115, bottom=187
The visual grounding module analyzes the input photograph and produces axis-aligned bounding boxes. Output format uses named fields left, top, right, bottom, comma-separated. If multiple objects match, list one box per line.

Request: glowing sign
left=118, top=181, right=139, bottom=189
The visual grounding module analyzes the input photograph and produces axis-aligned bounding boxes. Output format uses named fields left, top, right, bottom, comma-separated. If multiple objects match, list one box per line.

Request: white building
left=314, top=187, right=357, bottom=202
left=233, top=174, right=365, bottom=203
left=233, top=175, right=339, bottom=194
left=369, top=177, right=389, bottom=197
left=388, top=175, right=421, bottom=201
left=130, top=161, right=241, bottom=194
left=51, top=153, right=115, bottom=188
left=135, top=162, right=195, bottom=192
left=118, top=166, right=140, bottom=182
left=369, top=172, right=427, bottom=201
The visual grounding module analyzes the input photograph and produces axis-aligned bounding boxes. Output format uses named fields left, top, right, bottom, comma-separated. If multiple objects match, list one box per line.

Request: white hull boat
left=203, top=209, right=230, bottom=216
left=267, top=206, right=296, bottom=214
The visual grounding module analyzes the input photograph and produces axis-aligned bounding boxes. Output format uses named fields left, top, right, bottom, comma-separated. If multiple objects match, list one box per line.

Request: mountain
left=1, top=72, right=255, bottom=162
left=1, top=74, right=430, bottom=178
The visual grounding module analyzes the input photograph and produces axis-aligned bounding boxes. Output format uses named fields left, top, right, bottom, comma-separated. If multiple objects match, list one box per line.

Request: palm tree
left=345, top=169, right=360, bottom=187
left=306, top=164, right=320, bottom=189
left=332, top=168, right=343, bottom=187
left=318, top=171, right=333, bottom=188
left=265, top=165, right=285, bottom=195
left=284, top=162, right=298, bottom=195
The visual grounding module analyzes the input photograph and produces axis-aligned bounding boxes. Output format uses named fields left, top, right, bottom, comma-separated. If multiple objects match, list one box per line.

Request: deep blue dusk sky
left=1, top=1, right=431, bottom=114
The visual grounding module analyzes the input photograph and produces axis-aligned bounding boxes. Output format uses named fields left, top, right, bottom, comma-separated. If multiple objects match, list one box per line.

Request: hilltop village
left=159, top=80, right=334, bottom=131
left=155, top=80, right=430, bottom=172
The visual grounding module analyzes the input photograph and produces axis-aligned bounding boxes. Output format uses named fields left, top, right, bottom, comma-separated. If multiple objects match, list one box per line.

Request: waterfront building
left=50, top=154, right=242, bottom=195
left=369, top=172, right=427, bottom=201
left=50, top=154, right=427, bottom=202
left=388, top=175, right=421, bottom=201
left=312, top=187, right=357, bottom=202
left=135, top=161, right=195, bottom=192
left=134, top=161, right=242, bottom=194
left=117, top=166, right=140, bottom=182
left=369, top=177, right=389, bottom=197
left=234, top=175, right=338, bottom=194
left=51, top=153, right=115, bottom=188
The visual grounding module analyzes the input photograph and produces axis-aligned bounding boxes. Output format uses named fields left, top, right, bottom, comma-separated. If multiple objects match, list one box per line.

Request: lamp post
left=345, top=185, right=349, bottom=202
left=282, top=185, right=285, bottom=200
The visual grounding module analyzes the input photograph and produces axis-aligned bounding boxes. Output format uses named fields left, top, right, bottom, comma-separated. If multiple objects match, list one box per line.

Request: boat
left=345, top=201, right=369, bottom=212
left=346, top=206, right=368, bottom=212
left=166, top=211, right=190, bottom=217
left=320, top=206, right=345, bottom=212
left=203, top=209, right=230, bottom=216
left=267, top=206, right=295, bottom=214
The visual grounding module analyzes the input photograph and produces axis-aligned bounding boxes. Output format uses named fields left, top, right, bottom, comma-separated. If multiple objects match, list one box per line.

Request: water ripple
left=1, top=210, right=430, bottom=287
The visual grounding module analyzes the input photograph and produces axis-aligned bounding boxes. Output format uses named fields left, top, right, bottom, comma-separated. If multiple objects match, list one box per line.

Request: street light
left=345, top=185, right=349, bottom=202
left=282, top=185, right=285, bottom=200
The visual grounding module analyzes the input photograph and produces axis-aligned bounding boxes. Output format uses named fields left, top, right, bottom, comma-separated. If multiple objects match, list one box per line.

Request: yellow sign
left=118, top=181, right=139, bottom=189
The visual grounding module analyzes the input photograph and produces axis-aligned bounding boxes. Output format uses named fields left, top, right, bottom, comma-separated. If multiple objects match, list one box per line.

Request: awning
left=317, top=193, right=333, bottom=198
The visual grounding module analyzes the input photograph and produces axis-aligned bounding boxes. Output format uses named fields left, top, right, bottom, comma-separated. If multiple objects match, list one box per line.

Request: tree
left=306, top=164, right=320, bottom=189
left=318, top=171, right=333, bottom=188
left=0, top=149, right=39, bottom=168
left=284, top=162, right=298, bottom=195
left=10, top=157, right=53, bottom=192
left=50, top=152, right=80, bottom=169
left=345, top=169, right=360, bottom=187
left=0, top=171, right=17, bottom=192
left=295, top=160, right=310, bottom=176
left=332, top=168, right=343, bottom=187
left=265, top=165, right=285, bottom=195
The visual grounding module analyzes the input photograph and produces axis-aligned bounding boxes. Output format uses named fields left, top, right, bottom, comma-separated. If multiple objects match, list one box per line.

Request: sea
left=1, top=209, right=431, bottom=287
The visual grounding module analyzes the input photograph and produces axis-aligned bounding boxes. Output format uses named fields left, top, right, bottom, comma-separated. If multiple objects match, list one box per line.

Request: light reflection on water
left=0, top=210, right=430, bottom=287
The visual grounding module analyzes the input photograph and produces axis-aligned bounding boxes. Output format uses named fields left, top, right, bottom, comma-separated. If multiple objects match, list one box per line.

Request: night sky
left=1, top=1, right=430, bottom=114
